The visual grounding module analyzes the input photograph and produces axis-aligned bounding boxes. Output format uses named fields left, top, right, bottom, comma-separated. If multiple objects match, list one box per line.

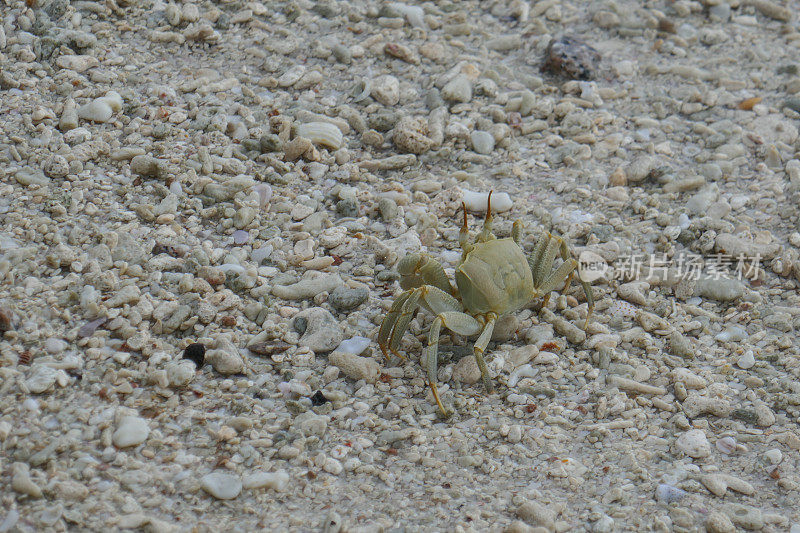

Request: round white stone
left=112, top=416, right=150, bottom=448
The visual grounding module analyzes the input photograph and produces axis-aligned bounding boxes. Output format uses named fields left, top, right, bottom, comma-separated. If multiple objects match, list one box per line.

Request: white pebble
left=166, top=360, right=195, bottom=387
left=295, top=122, right=343, bottom=150
left=390, top=2, right=426, bottom=28
left=336, top=336, right=372, bottom=355
left=323, top=457, right=343, bottom=475
left=44, top=338, right=68, bottom=354
left=112, top=416, right=150, bottom=448
left=242, top=470, right=289, bottom=491
left=251, top=245, right=273, bottom=264
left=508, top=364, right=537, bottom=388
left=460, top=188, right=513, bottom=213
left=25, top=365, right=58, bottom=394
left=736, top=350, right=755, bottom=369
left=715, top=326, right=747, bottom=342
left=77, top=99, right=113, bottom=123
left=201, top=472, right=242, bottom=499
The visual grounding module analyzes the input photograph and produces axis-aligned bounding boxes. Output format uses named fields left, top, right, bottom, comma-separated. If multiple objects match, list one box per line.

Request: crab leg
left=472, top=313, right=497, bottom=393
left=378, top=286, right=462, bottom=362
left=425, top=311, right=482, bottom=416
left=534, top=235, right=561, bottom=308
left=511, top=220, right=524, bottom=245
left=556, top=238, right=595, bottom=329
left=528, top=231, right=549, bottom=277
left=539, top=257, right=578, bottom=295
left=377, top=290, right=420, bottom=361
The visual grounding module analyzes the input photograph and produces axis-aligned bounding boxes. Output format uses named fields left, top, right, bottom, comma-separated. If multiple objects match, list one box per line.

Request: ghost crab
left=377, top=192, right=594, bottom=416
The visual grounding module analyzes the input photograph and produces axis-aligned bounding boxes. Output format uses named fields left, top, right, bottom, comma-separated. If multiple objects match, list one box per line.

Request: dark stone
left=367, top=110, right=398, bottom=132
left=541, top=36, right=601, bottom=80
left=329, top=286, right=369, bottom=311
left=425, top=89, right=445, bottom=110
left=259, top=134, right=283, bottom=153
left=336, top=198, right=360, bottom=218
left=783, top=98, right=800, bottom=113
left=294, top=316, right=308, bottom=335
left=732, top=408, right=758, bottom=425
left=0, top=308, right=11, bottom=332
left=310, top=390, right=330, bottom=406
left=183, top=343, right=206, bottom=368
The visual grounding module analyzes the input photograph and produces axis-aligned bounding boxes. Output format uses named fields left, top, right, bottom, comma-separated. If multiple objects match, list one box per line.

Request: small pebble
left=470, top=130, right=495, bottom=154
left=201, top=472, right=242, bottom=500
left=736, top=350, right=755, bottom=369
left=182, top=343, right=206, bottom=368
left=112, top=416, right=150, bottom=448
left=541, top=36, right=601, bottom=80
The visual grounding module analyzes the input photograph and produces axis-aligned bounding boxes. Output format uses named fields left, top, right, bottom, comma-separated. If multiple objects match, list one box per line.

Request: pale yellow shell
left=295, top=122, right=343, bottom=150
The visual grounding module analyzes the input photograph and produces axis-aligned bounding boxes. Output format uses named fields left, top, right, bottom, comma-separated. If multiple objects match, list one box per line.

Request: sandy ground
left=2, top=0, right=800, bottom=531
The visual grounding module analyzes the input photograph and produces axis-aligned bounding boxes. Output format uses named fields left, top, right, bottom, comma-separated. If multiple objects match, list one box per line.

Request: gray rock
left=201, top=472, right=242, bottom=500
left=470, top=130, right=495, bottom=154
left=328, top=286, right=369, bottom=311
left=516, top=500, right=555, bottom=531
left=452, top=355, right=481, bottom=384
left=166, top=360, right=195, bottom=387
left=676, top=428, right=711, bottom=458
left=294, top=308, right=343, bottom=352
left=259, top=134, right=282, bottom=152
left=441, top=74, right=472, bottom=103
left=329, top=351, right=380, bottom=382
left=272, top=274, right=343, bottom=300
left=15, top=168, right=50, bottom=186
left=12, top=463, right=42, bottom=498
left=25, top=364, right=58, bottom=394
left=130, top=155, right=165, bottom=179
left=42, top=155, right=69, bottom=179
left=706, top=512, right=735, bottom=533
left=332, top=44, right=352, bottom=64
left=723, top=504, right=763, bottom=531
left=111, top=232, right=147, bottom=265
left=208, top=339, right=244, bottom=375
left=378, top=197, right=399, bottom=221
left=668, top=330, right=695, bottom=358
left=694, top=276, right=744, bottom=302
left=371, top=75, right=400, bottom=106
left=626, top=155, right=656, bottom=182
left=336, top=198, right=359, bottom=217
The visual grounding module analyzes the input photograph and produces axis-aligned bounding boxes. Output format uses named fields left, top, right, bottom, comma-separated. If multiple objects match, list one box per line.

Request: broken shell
left=460, top=188, right=513, bottom=213
left=352, top=79, right=372, bottom=102
left=295, top=122, right=343, bottom=150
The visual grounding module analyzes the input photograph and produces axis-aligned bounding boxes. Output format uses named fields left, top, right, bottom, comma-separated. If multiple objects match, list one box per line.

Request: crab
left=377, top=192, right=594, bottom=416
